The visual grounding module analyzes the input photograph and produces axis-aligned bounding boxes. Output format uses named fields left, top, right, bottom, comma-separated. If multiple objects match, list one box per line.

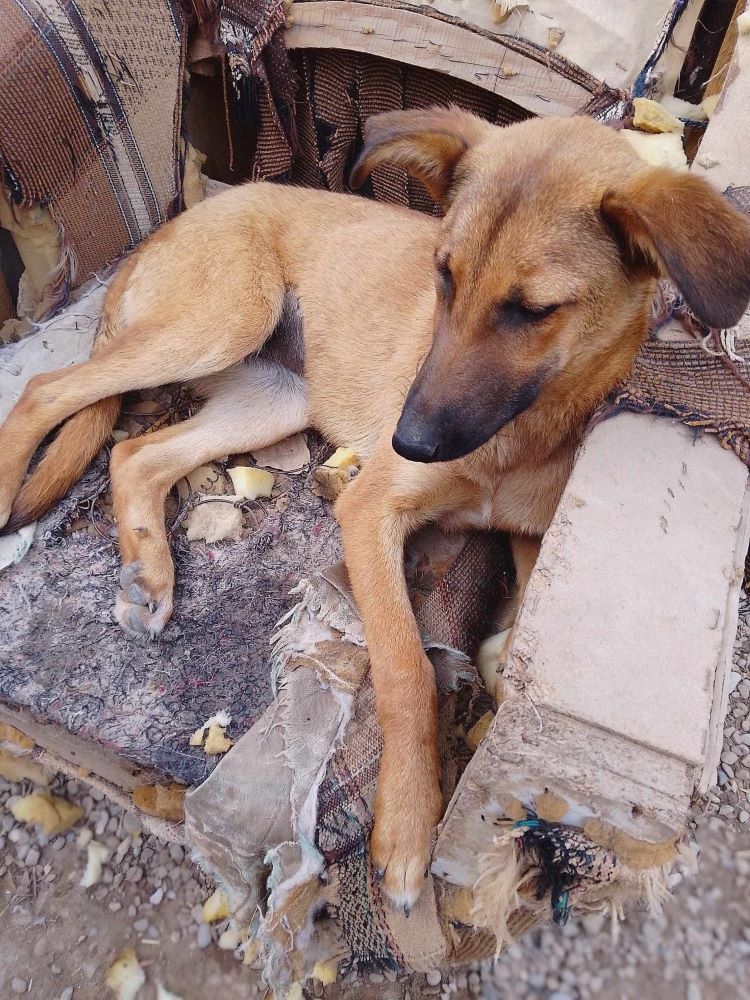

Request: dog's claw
left=403, top=904, right=411, bottom=918
left=114, top=561, right=173, bottom=639
left=125, top=582, right=151, bottom=606
left=373, top=868, right=384, bottom=884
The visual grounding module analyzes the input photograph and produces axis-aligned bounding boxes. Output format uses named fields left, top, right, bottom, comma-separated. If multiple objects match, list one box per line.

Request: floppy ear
left=601, top=168, right=750, bottom=328
left=350, top=106, right=492, bottom=206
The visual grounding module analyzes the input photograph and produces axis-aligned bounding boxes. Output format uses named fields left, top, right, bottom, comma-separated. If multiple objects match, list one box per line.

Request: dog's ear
left=601, top=168, right=750, bottom=328
left=350, top=106, right=492, bottom=206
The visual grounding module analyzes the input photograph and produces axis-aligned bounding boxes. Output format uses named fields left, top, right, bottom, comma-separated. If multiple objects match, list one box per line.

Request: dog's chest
left=447, top=471, right=559, bottom=537
left=455, top=496, right=494, bottom=530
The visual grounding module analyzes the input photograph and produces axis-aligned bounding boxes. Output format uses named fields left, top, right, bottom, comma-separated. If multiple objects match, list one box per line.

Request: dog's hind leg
left=110, top=360, right=308, bottom=638
left=0, top=280, right=285, bottom=531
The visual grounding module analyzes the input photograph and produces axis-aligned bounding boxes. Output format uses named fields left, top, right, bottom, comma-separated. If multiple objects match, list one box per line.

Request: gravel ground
left=2, top=594, right=750, bottom=1000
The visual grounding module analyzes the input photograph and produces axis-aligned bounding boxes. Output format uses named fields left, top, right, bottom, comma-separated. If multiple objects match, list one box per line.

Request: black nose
left=391, top=429, right=439, bottom=463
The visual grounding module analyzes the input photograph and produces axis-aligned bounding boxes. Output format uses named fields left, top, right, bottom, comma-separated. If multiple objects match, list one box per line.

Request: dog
left=2, top=108, right=750, bottom=910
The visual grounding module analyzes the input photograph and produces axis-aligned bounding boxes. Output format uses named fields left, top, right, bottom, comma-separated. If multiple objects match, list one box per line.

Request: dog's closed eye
left=497, top=300, right=560, bottom=326
left=435, top=256, right=455, bottom=301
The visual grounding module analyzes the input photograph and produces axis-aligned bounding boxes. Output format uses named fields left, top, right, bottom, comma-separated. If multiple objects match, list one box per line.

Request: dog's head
left=351, top=108, right=750, bottom=463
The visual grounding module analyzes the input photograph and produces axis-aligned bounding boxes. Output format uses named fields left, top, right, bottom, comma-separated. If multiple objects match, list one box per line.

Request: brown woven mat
left=287, top=48, right=533, bottom=214
left=603, top=336, right=750, bottom=465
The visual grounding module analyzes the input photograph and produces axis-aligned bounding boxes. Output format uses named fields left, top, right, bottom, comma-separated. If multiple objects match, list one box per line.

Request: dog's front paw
left=371, top=756, right=443, bottom=912
left=114, top=560, right=173, bottom=639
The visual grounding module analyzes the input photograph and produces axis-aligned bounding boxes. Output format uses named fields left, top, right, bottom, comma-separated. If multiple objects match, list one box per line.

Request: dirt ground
left=2, top=777, right=749, bottom=1000
left=3, top=603, right=750, bottom=1000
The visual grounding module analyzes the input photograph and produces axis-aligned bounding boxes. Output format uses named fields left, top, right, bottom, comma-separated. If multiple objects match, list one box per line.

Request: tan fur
left=2, top=110, right=749, bottom=909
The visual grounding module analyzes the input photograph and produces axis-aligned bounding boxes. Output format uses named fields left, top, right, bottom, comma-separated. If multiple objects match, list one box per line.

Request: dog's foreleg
left=111, top=361, right=308, bottom=638
left=335, top=447, right=449, bottom=911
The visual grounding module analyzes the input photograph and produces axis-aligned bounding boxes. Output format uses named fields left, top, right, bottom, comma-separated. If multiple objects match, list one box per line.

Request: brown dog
left=2, top=108, right=750, bottom=909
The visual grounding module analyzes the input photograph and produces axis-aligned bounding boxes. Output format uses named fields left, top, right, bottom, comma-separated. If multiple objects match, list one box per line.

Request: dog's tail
left=4, top=306, right=123, bottom=533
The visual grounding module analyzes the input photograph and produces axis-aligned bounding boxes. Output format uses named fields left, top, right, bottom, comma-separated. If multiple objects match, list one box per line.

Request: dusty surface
left=2, top=781, right=749, bottom=1000
left=2, top=601, right=750, bottom=1000
left=0, top=417, right=342, bottom=787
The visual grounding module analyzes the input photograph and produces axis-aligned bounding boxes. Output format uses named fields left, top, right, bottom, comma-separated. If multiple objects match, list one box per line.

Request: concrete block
left=433, top=416, right=750, bottom=887
left=514, top=414, right=748, bottom=768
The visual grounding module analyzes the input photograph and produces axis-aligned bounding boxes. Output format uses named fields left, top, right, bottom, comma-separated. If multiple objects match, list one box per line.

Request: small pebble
left=126, top=865, right=144, bottom=883
left=426, top=970, right=442, bottom=986
left=11, top=978, right=27, bottom=995
left=196, top=923, right=212, bottom=949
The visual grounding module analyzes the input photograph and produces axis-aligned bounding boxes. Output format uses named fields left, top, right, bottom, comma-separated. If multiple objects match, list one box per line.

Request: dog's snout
left=391, top=427, right=440, bottom=463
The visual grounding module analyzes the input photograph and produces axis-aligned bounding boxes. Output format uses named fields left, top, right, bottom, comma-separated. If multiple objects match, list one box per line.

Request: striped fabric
left=0, top=0, right=187, bottom=309
left=0, top=0, right=296, bottom=314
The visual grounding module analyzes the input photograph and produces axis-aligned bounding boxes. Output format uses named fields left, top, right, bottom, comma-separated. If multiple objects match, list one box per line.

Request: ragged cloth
left=185, top=530, right=686, bottom=988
